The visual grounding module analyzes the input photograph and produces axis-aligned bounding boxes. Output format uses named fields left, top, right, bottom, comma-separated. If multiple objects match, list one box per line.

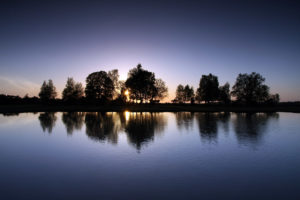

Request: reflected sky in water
left=0, top=112, right=299, bottom=199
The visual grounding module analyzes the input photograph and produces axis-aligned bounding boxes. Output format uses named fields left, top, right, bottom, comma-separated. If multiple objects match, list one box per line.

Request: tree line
left=37, top=64, right=168, bottom=104
left=174, top=72, right=279, bottom=104
left=1, top=64, right=280, bottom=105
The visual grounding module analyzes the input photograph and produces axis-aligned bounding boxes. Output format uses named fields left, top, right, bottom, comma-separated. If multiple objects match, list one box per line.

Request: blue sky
left=1, top=0, right=299, bottom=101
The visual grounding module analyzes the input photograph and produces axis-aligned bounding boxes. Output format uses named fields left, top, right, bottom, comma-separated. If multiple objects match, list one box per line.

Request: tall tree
left=231, top=72, right=270, bottom=104
left=39, top=79, right=57, bottom=101
left=196, top=74, right=219, bottom=103
left=218, top=82, right=230, bottom=104
left=85, top=71, right=114, bottom=101
left=183, top=85, right=195, bottom=103
left=125, top=64, right=156, bottom=103
left=175, top=84, right=185, bottom=103
left=62, top=78, right=84, bottom=101
left=150, top=78, right=168, bottom=101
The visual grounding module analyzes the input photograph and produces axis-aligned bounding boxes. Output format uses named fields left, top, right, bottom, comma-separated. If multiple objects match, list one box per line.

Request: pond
left=0, top=112, right=299, bottom=199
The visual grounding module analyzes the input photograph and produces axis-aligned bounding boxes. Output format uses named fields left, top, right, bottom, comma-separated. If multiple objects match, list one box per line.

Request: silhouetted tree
left=174, top=84, right=194, bottom=103
left=267, top=93, right=280, bottom=104
left=62, top=78, right=84, bottom=102
left=184, top=85, right=195, bottom=103
left=39, top=80, right=57, bottom=101
left=196, top=74, right=219, bottom=103
left=0, top=94, right=21, bottom=104
left=231, top=72, right=270, bottom=104
left=0, top=94, right=41, bottom=105
left=175, top=84, right=185, bottom=103
left=218, top=82, right=231, bottom=104
left=125, top=64, right=156, bottom=103
left=150, top=78, right=168, bottom=102
left=85, top=71, right=114, bottom=102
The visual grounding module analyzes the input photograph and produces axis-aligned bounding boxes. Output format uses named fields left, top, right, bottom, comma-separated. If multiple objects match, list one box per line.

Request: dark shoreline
left=1, top=104, right=300, bottom=114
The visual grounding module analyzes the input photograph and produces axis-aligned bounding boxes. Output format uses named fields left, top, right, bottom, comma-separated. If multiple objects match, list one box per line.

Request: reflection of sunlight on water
left=125, top=111, right=130, bottom=121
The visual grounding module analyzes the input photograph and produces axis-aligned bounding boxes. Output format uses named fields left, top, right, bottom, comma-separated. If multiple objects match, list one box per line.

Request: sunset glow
left=0, top=0, right=299, bottom=102
left=125, top=111, right=130, bottom=121
left=1, top=1, right=300, bottom=200
left=124, top=90, right=129, bottom=96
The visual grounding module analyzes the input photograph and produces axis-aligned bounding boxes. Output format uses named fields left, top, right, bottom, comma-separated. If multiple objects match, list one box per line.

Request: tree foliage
left=184, top=85, right=194, bottom=103
left=85, top=71, right=114, bottom=101
left=218, top=82, right=230, bottom=103
left=125, top=64, right=156, bottom=103
left=39, top=79, right=57, bottom=101
left=175, top=84, right=185, bottom=103
left=151, top=78, right=168, bottom=101
left=196, top=74, right=219, bottom=103
left=125, top=64, right=168, bottom=103
left=62, top=78, right=84, bottom=101
left=175, top=84, right=194, bottom=103
left=28, top=65, right=283, bottom=105
left=231, top=72, right=270, bottom=104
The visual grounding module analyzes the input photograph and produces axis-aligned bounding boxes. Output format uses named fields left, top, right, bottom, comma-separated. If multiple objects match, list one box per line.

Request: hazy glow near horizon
left=1, top=0, right=300, bottom=101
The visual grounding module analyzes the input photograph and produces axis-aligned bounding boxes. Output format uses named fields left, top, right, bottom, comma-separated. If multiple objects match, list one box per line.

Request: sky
left=0, top=0, right=300, bottom=102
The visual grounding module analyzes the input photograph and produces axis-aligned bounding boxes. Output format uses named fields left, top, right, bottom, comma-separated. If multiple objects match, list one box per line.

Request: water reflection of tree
left=38, top=112, right=57, bottom=133
left=195, top=112, right=230, bottom=142
left=175, top=112, right=194, bottom=131
left=124, top=112, right=167, bottom=150
left=218, top=112, right=230, bottom=133
left=84, top=112, right=120, bottom=144
left=233, top=113, right=279, bottom=145
left=62, top=112, right=85, bottom=134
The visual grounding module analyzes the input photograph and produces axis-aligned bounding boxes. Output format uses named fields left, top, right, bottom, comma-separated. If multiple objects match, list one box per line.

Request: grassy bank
left=1, top=103, right=300, bottom=114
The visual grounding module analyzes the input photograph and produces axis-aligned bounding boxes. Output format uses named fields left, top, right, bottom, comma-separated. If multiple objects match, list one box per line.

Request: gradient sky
left=1, top=0, right=300, bottom=101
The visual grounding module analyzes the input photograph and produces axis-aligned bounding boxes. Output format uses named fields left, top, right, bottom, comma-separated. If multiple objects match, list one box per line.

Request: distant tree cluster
left=174, top=84, right=194, bottom=103
left=39, top=80, right=57, bottom=102
left=62, top=78, right=84, bottom=102
left=35, top=64, right=168, bottom=104
left=0, top=94, right=39, bottom=105
left=175, top=72, right=279, bottom=104
left=231, top=72, right=279, bottom=104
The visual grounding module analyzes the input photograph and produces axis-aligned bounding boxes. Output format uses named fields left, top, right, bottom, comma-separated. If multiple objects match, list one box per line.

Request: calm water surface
left=0, top=112, right=300, bottom=200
